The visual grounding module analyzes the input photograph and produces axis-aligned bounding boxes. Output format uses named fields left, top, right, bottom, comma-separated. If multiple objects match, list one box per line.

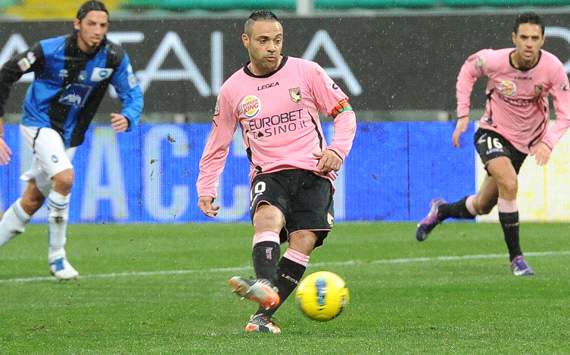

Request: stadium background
left=1, top=1, right=570, bottom=223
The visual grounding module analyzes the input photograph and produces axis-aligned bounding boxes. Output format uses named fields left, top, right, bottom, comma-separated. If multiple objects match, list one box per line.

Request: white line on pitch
left=1, top=250, right=569, bottom=284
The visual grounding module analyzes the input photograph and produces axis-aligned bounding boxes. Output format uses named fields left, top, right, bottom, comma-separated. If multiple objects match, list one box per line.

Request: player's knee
left=499, top=178, right=518, bottom=197
left=52, top=169, right=74, bottom=193
left=253, top=204, right=284, bottom=231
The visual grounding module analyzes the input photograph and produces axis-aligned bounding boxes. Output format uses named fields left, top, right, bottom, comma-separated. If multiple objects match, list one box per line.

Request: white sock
left=0, top=199, right=31, bottom=246
left=47, top=190, right=70, bottom=262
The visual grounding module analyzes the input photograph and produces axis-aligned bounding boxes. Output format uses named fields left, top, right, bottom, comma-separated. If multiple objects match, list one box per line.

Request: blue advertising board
left=0, top=122, right=475, bottom=223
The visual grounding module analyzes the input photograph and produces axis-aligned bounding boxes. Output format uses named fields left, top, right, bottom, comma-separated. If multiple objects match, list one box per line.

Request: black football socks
left=499, top=211, right=521, bottom=261
left=438, top=196, right=476, bottom=221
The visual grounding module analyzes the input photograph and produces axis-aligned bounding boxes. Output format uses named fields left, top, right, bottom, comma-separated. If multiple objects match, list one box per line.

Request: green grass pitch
left=0, top=222, right=569, bottom=353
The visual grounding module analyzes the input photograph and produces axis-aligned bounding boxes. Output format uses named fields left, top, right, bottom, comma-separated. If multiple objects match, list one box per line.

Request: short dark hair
left=76, top=1, right=109, bottom=21
left=244, top=10, right=280, bottom=35
left=513, top=12, right=544, bottom=35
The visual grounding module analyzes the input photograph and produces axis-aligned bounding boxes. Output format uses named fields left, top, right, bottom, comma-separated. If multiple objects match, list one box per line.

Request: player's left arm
left=309, top=63, right=357, bottom=173
left=110, top=52, right=144, bottom=132
left=532, top=64, right=570, bottom=165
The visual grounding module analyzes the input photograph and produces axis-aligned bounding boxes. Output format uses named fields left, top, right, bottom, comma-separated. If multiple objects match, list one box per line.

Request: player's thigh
left=250, top=172, right=289, bottom=230
left=253, top=204, right=285, bottom=233
left=287, top=172, right=334, bottom=248
left=486, top=157, right=518, bottom=192
left=20, top=126, right=75, bottom=180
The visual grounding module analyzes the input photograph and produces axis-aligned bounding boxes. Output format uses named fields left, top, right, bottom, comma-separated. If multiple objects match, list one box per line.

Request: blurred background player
left=416, top=12, right=570, bottom=276
left=0, top=0, right=143, bottom=280
left=197, top=10, right=356, bottom=334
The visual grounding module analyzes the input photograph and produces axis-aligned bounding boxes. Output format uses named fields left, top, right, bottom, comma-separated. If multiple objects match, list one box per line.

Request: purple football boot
left=416, top=199, right=446, bottom=242
left=511, top=255, right=534, bottom=276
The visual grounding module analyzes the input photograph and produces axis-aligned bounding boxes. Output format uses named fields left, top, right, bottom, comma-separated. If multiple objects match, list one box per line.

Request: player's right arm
left=0, top=42, right=45, bottom=164
left=453, top=49, right=489, bottom=147
left=196, top=92, right=237, bottom=217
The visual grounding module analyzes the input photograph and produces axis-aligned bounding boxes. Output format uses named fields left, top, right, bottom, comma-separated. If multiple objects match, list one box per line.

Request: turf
left=0, top=222, right=569, bottom=354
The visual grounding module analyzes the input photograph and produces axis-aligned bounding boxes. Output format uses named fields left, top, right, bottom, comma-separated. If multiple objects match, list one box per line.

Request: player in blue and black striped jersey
left=0, top=1, right=143, bottom=280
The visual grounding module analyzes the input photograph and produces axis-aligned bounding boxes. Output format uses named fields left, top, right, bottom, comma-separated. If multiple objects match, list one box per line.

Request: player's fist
left=198, top=196, right=220, bottom=218
left=530, top=142, right=551, bottom=166
left=452, top=116, right=469, bottom=148
left=110, top=113, right=129, bottom=132
left=316, top=149, right=343, bottom=174
left=0, top=137, right=12, bottom=165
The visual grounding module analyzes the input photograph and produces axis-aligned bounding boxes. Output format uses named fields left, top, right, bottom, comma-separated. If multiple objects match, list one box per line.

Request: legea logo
left=239, top=95, right=261, bottom=118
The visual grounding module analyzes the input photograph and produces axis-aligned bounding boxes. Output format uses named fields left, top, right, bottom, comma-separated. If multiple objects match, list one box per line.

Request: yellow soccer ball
left=295, top=271, right=349, bottom=321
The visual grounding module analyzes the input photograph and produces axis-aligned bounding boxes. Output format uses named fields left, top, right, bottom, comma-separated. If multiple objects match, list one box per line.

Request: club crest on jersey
left=534, top=85, right=544, bottom=97
left=497, top=80, right=517, bottom=97
left=289, top=87, right=301, bottom=103
left=91, top=67, right=114, bottom=82
left=238, top=95, right=261, bottom=118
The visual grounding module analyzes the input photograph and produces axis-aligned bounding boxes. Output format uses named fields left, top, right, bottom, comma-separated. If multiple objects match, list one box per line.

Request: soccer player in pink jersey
left=416, top=12, right=570, bottom=276
left=196, top=10, right=356, bottom=334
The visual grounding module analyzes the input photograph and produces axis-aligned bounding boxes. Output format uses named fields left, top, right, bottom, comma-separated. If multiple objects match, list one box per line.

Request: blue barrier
left=0, top=122, right=475, bottom=223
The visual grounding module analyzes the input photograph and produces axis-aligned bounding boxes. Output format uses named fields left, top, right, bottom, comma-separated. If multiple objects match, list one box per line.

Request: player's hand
left=530, top=142, right=551, bottom=166
left=110, top=113, right=129, bottom=132
left=0, top=136, right=12, bottom=165
left=198, top=196, right=220, bottom=218
left=452, top=116, right=470, bottom=148
left=316, top=149, right=343, bottom=174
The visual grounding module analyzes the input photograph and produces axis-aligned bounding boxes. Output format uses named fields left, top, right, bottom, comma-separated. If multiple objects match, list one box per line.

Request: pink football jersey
left=456, top=48, right=570, bottom=153
left=197, top=56, right=357, bottom=198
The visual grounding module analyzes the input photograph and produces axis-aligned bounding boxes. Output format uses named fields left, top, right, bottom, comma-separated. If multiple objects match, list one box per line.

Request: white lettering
left=211, top=31, right=223, bottom=95
left=302, top=30, right=363, bottom=96
left=144, top=125, right=189, bottom=221
left=81, top=128, right=128, bottom=221
left=214, top=132, right=249, bottom=221
left=106, top=32, right=145, bottom=46
left=137, top=31, right=210, bottom=96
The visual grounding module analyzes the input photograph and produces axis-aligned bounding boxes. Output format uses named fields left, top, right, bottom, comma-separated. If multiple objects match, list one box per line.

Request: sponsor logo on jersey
left=17, top=51, right=36, bottom=72
left=289, top=87, right=301, bottom=103
left=497, top=80, right=517, bottom=97
left=59, top=69, right=69, bottom=79
left=17, top=58, right=31, bottom=72
left=91, top=67, right=114, bottom=82
left=58, top=84, right=92, bottom=107
left=128, top=74, right=138, bottom=88
left=245, top=109, right=306, bottom=139
left=238, top=95, right=261, bottom=118
left=257, top=81, right=279, bottom=91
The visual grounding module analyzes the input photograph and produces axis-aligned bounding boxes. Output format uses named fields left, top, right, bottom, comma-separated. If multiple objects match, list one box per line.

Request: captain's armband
left=329, top=99, right=352, bottom=118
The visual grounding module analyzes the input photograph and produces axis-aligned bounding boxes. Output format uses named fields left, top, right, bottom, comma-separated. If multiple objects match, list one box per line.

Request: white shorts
left=20, top=126, right=76, bottom=196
